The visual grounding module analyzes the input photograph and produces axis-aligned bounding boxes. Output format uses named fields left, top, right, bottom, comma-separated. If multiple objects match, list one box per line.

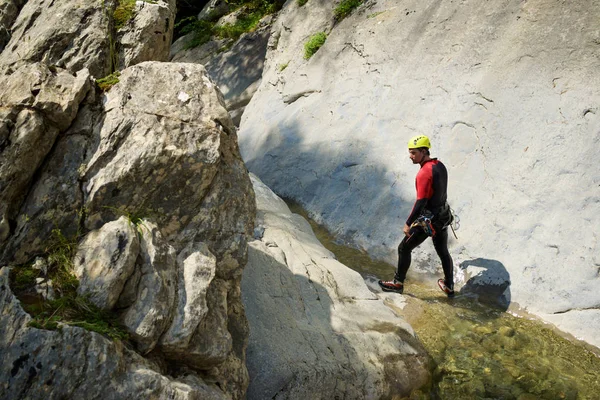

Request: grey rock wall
left=238, top=0, right=600, bottom=347
left=0, top=0, right=256, bottom=398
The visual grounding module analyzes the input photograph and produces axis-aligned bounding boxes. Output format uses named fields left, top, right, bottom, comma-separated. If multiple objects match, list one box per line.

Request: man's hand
left=403, top=223, right=411, bottom=236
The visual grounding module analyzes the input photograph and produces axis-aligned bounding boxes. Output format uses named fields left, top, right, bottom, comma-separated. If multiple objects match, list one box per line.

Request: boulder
left=242, top=175, right=431, bottom=399
left=74, top=216, right=140, bottom=310
left=119, top=220, right=176, bottom=354
left=118, top=0, right=176, bottom=69
left=82, top=61, right=236, bottom=240
left=238, top=0, right=600, bottom=347
left=1, top=59, right=255, bottom=399
left=0, top=0, right=111, bottom=77
left=160, top=242, right=217, bottom=354
left=198, top=0, right=231, bottom=21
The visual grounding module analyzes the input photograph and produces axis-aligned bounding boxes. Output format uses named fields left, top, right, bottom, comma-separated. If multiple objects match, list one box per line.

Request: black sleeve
left=406, top=198, right=428, bottom=226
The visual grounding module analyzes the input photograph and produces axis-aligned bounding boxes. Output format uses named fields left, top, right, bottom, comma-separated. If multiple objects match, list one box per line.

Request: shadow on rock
left=458, top=258, right=511, bottom=311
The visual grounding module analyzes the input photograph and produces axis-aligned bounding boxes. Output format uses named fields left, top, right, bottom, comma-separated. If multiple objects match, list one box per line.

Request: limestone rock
left=74, top=216, right=140, bottom=310
left=0, top=64, right=91, bottom=254
left=0, top=0, right=111, bottom=77
left=160, top=242, right=217, bottom=354
left=198, top=0, right=231, bottom=21
left=120, top=220, right=176, bottom=354
left=171, top=18, right=271, bottom=126
left=1, top=92, right=102, bottom=264
left=456, top=258, right=511, bottom=309
left=0, top=0, right=26, bottom=51
left=242, top=175, right=430, bottom=399
left=82, top=61, right=235, bottom=239
left=180, top=278, right=233, bottom=369
left=118, top=0, right=176, bottom=69
left=0, top=268, right=228, bottom=400
left=238, top=0, right=600, bottom=347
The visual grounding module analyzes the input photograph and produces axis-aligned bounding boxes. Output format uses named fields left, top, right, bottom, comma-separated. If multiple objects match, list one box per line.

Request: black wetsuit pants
left=395, top=226, right=454, bottom=289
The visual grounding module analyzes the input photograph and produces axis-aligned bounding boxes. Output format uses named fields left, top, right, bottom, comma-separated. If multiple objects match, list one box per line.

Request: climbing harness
left=411, top=215, right=436, bottom=237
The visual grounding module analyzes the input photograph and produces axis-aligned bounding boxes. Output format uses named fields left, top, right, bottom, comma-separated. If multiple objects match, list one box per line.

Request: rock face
left=0, top=61, right=255, bottom=399
left=238, top=0, right=600, bottom=347
left=0, top=268, right=228, bottom=400
left=0, top=63, right=91, bottom=246
left=242, top=175, right=431, bottom=399
left=0, top=0, right=112, bottom=77
left=118, top=0, right=176, bottom=69
left=0, top=0, right=256, bottom=396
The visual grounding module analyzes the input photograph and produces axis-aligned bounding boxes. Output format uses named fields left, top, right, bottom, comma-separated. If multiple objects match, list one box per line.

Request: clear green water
left=286, top=201, right=600, bottom=399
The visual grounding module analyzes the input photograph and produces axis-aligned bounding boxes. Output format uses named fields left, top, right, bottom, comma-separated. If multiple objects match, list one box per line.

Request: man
left=378, top=135, right=455, bottom=297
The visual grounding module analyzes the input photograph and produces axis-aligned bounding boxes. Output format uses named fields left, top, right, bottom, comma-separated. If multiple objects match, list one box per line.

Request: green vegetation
left=114, top=0, right=158, bottom=30
left=175, top=0, right=284, bottom=49
left=278, top=61, right=289, bottom=71
left=103, top=205, right=151, bottom=235
left=334, top=0, right=364, bottom=21
left=297, top=0, right=308, bottom=6
left=96, top=72, right=121, bottom=91
left=113, top=0, right=137, bottom=30
left=10, top=229, right=129, bottom=341
left=304, top=32, right=327, bottom=60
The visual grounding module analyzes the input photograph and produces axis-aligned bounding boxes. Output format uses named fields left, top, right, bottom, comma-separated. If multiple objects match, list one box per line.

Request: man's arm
left=405, top=168, right=433, bottom=227
left=406, top=198, right=428, bottom=226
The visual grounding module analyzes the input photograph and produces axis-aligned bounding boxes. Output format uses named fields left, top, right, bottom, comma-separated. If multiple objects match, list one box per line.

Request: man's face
left=409, top=148, right=425, bottom=164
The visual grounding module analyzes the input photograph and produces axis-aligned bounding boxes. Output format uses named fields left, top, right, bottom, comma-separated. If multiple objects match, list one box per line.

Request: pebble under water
left=287, top=202, right=600, bottom=399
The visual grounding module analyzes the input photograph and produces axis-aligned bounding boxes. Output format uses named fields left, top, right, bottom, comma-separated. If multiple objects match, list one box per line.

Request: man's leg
left=432, top=228, right=454, bottom=289
left=395, top=228, right=428, bottom=282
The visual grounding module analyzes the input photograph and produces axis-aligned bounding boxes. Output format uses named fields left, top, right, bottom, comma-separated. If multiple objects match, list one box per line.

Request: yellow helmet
left=408, top=135, right=431, bottom=149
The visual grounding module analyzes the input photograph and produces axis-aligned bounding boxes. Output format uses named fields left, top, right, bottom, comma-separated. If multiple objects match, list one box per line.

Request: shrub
left=334, top=0, right=364, bottom=21
left=304, top=32, right=327, bottom=60
left=298, top=0, right=308, bottom=6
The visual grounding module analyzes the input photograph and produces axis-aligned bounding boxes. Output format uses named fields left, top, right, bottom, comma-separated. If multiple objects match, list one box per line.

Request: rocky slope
left=237, top=0, right=600, bottom=348
left=242, top=175, right=430, bottom=399
left=0, top=1, right=255, bottom=398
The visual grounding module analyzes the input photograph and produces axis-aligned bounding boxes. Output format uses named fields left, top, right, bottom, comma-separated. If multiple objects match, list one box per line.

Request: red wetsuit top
left=406, top=158, right=448, bottom=226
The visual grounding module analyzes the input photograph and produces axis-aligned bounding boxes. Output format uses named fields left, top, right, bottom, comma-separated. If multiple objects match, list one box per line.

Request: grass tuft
left=298, top=0, right=308, bottom=6
left=304, top=32, right=327, bottom=60
left=96, top=72, right=121, bottom=92
left=334, top=0, right=364, bottom=21
left=10, top=228, right=129, bottom=342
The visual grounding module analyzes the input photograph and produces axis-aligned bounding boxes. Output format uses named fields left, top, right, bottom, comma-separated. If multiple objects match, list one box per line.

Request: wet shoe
left=378, top=279, right=404, bottom=294
left=437, top=279, right=455, bottom=298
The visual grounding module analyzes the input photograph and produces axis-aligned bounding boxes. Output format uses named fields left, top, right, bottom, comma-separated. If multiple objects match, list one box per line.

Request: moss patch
left=114, top=0, right=137, bottom=30
left=304, top=32, right=327, bottom=60
left=96, top=72, right=121, bottom=92
left=334, top=0, right=364, bottom=21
